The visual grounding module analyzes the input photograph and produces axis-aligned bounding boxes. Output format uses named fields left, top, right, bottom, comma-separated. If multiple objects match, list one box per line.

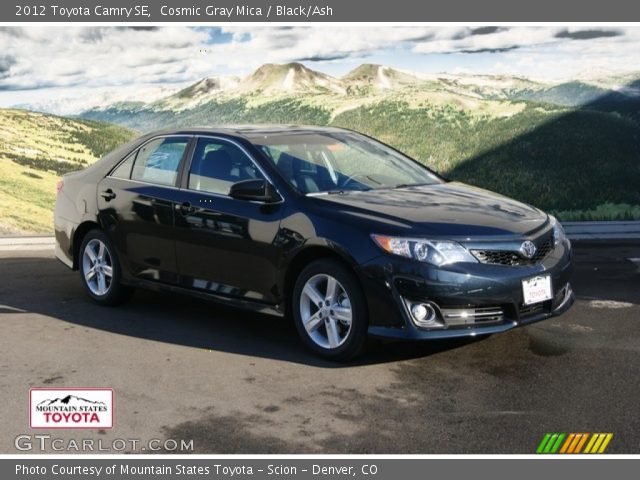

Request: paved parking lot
left=0, top=243, right=638, bottom=453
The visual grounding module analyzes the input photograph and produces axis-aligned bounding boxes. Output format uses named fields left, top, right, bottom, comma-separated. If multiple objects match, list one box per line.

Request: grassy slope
left=0, top=109, right=135, bottom=234
left=331, top=101, right=640, bottom=218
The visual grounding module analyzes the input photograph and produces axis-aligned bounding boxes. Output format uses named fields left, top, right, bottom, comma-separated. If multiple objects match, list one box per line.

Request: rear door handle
left=175, top=201, right=195, bottom=215
left=100, top=189, right=116, bottom=201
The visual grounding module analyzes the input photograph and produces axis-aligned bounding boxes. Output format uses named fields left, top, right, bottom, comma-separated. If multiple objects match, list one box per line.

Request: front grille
left=532, top=238, right=554, bottom=262
left=472, top=250, right=521, bottom=266
left=472, top=237, right=554, bottom=266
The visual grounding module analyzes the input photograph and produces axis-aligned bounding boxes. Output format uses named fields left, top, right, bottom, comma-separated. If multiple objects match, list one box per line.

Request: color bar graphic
left=584, top=433, right=614, bottom=454
left=537, top=433, right=613, bottom=454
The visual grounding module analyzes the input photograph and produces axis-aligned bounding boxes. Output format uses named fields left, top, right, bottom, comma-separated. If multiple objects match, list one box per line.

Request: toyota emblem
left=520, top=240, right=537, bottom=259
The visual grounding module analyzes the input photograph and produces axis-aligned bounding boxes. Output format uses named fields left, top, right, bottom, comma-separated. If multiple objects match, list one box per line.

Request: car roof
left=146, top=124, right=353, bottom=141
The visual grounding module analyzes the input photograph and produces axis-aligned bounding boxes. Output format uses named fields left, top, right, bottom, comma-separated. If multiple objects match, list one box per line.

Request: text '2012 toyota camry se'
left=54, top=126, right=574, bottom=360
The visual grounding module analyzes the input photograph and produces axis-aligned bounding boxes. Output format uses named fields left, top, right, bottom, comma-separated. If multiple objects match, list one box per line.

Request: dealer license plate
left=522, top=275, right=553, bottom=306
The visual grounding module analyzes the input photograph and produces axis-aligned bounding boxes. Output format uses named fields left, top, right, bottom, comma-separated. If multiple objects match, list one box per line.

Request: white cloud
left=0, top=27, right=212, bottom=90
left=412, top=27, right=561, bottom=54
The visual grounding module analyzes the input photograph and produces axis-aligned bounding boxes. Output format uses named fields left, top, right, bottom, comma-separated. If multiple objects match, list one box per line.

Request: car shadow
left=0, top=255, right=482, bottom=368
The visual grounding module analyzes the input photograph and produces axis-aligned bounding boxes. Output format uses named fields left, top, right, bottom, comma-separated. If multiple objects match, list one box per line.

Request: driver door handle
left=175, top=201, right=195, bottom=215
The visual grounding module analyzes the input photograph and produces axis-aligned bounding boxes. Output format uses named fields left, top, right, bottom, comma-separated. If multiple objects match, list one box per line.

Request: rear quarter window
left=110, top=151, right=136, bottom=179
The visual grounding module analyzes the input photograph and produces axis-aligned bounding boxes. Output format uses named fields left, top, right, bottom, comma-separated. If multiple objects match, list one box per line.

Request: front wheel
left=292, top=259, right=368, bottom=361
left=79, top=229, right=132, bottom=306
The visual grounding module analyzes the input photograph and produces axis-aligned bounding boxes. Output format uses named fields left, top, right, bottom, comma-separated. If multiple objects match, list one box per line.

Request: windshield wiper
left=327, top=188, right=373, bottom=194
left=307, top=189, right=346, bottom=196
left=389, top=182, right=434, bottom=189
left=308, top=187, right=373, bottom=196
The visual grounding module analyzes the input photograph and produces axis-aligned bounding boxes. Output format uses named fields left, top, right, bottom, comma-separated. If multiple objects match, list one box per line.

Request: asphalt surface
left=0, top=243, right=638, bottom=454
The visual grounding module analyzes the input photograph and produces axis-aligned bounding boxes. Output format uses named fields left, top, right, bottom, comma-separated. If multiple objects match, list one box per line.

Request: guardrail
left=562, top=221, right=640, bottom=241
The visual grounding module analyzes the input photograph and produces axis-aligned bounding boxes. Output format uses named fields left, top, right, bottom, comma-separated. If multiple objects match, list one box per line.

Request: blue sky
left=1, top=26, right=639, bottom=113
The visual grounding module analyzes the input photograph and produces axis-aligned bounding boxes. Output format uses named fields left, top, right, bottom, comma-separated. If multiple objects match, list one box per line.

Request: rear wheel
left=79, top=229, right=131, bottom=306
left=292, top=259, right=368, bottom=361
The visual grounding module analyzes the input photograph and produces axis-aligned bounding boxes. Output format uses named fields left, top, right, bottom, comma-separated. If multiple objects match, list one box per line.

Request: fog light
left=409, top=302, right=438, bottom=327
left=411, top=303, right=428, bottom=321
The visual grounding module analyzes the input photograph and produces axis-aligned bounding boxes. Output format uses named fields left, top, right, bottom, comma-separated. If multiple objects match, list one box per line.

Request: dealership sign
left=29, top=388, right=113, bottom=429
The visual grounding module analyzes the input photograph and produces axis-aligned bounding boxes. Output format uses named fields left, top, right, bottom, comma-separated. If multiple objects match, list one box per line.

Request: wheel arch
left=71, top=220, right=101, bottom=270
left=282, top=243, right=361, bottom=317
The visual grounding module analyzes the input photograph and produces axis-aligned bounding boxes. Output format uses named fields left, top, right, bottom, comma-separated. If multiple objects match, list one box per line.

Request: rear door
left=173, top=136, right=285, bottom=304
left=97, top=135, right=192, bottom=284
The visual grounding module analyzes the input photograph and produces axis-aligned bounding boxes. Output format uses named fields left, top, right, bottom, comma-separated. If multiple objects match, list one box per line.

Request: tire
left=78, top=229, right=132, bottom=306
left=292, top=259, right=368, bottom=361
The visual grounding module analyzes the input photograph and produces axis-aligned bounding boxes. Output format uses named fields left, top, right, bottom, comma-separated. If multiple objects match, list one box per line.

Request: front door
left=173, top=137, right=284, bottom=305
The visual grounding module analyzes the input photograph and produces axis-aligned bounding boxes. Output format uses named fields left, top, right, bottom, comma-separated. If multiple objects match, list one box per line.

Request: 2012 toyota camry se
left=54, top=126, right=574, bottom=360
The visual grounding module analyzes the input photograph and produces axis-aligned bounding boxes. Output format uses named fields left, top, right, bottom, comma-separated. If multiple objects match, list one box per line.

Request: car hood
left=311, top=182, right=549, bottom=237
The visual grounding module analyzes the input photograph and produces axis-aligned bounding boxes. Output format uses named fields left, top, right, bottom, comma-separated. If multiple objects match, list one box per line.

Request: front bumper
left=357, top=239, right=574, bottom=340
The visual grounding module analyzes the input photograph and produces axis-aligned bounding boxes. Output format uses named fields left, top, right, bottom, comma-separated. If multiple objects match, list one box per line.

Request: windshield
left=250, top=131, right=442, bottom=194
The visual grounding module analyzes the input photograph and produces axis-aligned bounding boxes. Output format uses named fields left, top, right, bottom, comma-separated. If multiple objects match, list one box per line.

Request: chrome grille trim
left=441, top=306, right=504, bottom=326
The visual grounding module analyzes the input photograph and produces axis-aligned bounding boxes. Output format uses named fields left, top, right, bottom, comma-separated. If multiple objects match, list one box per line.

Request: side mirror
left=229, top=179, right=281, bottom=203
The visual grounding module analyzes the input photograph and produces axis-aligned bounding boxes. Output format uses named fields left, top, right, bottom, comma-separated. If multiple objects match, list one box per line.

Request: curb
left=0, top=236, right=55, bottom=250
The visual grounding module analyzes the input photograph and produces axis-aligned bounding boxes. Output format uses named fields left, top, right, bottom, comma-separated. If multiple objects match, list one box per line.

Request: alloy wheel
left=82, top=238, right=113, bottom=297
left=299, top=273, right=353, bottom=349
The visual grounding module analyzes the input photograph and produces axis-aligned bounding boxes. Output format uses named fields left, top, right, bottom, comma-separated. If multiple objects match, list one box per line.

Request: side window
left=110, top=151, right=136, bottom=179
left=188, top=138, right=263, bottom=195
left=131, top=137, right=189, bottom=186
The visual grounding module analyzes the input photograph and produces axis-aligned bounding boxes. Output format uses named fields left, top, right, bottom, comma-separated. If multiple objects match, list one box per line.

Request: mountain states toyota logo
left=30, top=388, right=114, bottom=429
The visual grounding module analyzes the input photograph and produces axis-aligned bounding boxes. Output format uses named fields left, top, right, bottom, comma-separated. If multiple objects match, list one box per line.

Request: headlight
left=371, top=234, right=478, bottom=266
left=550, top=216, right=567, bottom=246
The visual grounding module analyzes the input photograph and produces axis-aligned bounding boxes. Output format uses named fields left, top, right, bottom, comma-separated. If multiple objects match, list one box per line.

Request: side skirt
left=122, top=277, right=285, bottom=317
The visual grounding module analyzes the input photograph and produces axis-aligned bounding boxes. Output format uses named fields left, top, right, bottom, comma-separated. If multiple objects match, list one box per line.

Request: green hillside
left=510, top=81, right=611, bottom=107
left=332, top=102, right=640, bottom=217
left=0, top=109, right=135, bottom=234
